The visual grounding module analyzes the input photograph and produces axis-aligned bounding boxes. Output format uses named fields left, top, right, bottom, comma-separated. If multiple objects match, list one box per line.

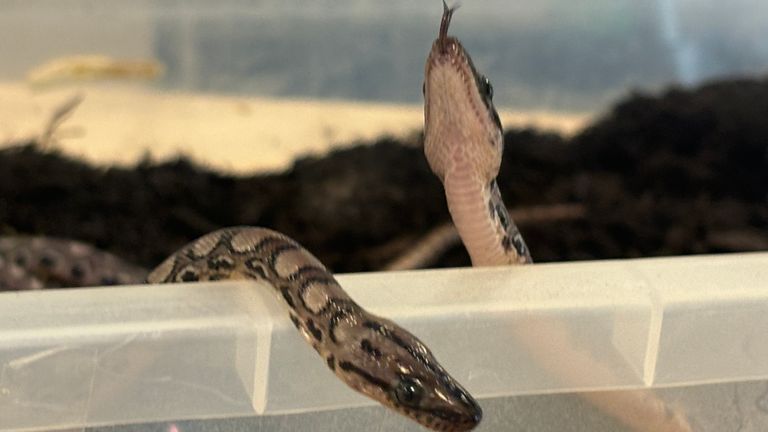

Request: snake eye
left=394, top=377, right=424, bottom=407
left=479, top=75, right=493, bottom=99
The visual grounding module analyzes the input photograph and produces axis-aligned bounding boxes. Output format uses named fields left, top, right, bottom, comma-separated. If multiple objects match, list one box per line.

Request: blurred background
left=1, top=0, right=767, bottom=266
left=2, top=0, right=768, bottom=172
left=2, top=0, right=768, bottom=110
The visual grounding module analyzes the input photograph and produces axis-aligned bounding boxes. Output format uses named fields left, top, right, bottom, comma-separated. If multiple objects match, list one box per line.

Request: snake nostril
left=70, top=264, right=85, bottom=279
left=471, top=410, right=482, bottom=424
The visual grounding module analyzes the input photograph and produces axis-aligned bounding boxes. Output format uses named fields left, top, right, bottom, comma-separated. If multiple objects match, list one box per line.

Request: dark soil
left=1, top=76, right=767, bottom=273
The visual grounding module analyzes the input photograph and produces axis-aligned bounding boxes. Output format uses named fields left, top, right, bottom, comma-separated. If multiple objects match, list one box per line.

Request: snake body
left=148, top=227, right=481, bottom=431
left=1, top=227, right=481, bottom=431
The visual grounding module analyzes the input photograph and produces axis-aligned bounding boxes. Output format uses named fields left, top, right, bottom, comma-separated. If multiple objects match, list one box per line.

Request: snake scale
left=0, top=3, right=695, bottom=432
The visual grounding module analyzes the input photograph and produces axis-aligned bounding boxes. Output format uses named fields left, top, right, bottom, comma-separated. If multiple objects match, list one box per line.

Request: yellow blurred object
left=26, top=55, right=165, bottom=86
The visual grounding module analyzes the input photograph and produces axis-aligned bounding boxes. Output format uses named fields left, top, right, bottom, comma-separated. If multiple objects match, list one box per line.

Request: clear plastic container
left=2, top=252, right=767, bottom=431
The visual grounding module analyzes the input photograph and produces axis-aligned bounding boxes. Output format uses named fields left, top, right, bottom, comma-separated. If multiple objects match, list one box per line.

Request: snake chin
left=404, top=405, right=483, bottom=432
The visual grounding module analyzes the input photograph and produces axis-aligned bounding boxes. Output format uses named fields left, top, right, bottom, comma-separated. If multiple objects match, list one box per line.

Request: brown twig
left=39, top=93, right=84, bottom=149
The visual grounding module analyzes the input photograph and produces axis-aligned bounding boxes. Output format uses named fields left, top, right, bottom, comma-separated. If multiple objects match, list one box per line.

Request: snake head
left=423, top=2, right=503, bottom=184
left=333, top=315, right=482, bottom=431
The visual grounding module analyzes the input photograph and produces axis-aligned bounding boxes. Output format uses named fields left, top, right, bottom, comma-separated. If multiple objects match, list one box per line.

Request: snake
left=424, top=4, right=694, bottom=432
left=0, top=229, right=480, bottom=432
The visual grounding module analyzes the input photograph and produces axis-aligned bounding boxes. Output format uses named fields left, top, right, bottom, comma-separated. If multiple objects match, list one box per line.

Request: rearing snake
left=428, top=5, right=693, bottom=432
left=0, top=3, right=694, bottom=432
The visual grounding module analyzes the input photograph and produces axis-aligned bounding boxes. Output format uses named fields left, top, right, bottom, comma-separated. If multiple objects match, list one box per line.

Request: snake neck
left=444, top=171, right=532, bottom=266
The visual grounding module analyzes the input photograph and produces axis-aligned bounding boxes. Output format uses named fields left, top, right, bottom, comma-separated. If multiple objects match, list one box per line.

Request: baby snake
left=0, top=227, right=480, bottom=431
left=424, top=4, right=693, bottom=432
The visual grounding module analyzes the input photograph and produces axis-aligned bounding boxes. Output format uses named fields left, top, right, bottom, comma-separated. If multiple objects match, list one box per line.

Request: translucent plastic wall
left=2, top=253, right=767, bottom=431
